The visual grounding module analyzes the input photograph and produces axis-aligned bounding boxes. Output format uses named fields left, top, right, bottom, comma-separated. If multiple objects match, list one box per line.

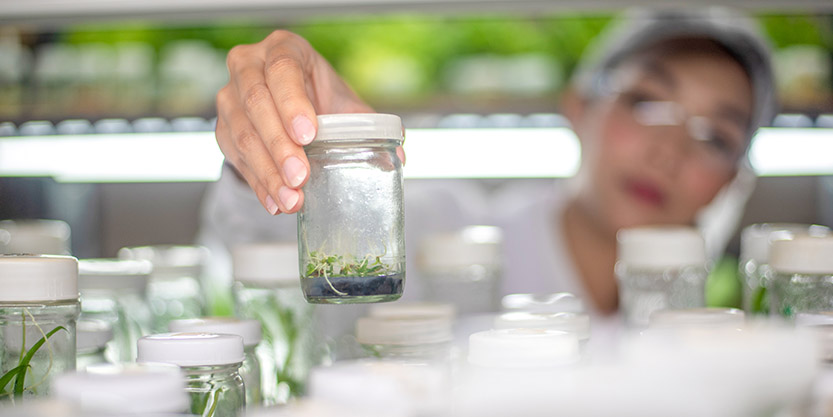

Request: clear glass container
left=118, top=246, right=208, bottom=333
left=232, top=243, right=320, bottom=406
left=78, top=258, right=153, bottom=362
left=769, top=236, right=833, bottom=318
left=137, top=333, right=245, bottom=417
left=298, top=113, right=405, bottom=304
left=0, top=254, right=79, bottom=402
left=168, top=317, right=262, bottom=407
left=417, top=226, right=503, bottom=314
left=739, top=223, right=830, bottom=315
left=75, top=319, right=113, bottom=370
left=616, top=227, right=707, bottom=328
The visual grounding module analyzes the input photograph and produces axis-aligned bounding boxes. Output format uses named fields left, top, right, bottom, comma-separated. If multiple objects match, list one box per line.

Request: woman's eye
left=703, top=134, right=739, bottom=159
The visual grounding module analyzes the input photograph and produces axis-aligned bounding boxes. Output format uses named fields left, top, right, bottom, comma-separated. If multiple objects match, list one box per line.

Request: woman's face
left=573, top=44, right=754, bottom=233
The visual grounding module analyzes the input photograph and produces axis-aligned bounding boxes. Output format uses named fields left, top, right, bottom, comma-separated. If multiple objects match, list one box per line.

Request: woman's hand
left=216, top=30, right=373, bottom=215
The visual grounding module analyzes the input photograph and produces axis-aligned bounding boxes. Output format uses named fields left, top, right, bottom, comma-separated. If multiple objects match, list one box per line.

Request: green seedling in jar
left=301, top=249, right=404, bottom=303
left=0, top=310, right=66, bottom=402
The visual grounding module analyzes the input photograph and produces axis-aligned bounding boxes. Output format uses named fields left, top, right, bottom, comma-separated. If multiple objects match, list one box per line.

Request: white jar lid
left=796, top=312, right=833, bottom=327
left=232, top=242, right=298, bottom=286
left=493, top=312, right=591, bottom=341
left=501, top=292, right=585, bottom=313
left=648, top=308, right=745, bottom=329
left=0, top=254, right=78, bottom=302
left=53, top=363, right=188, bottom=414
left=356, top=316, right=452, bottom=345
left=418, top=226, right=503, bottom=270
left=79, top=258, right=152, bottom=293
left=137, top=332, right=245, bottom=366
left=77, top=318, right=114, bottom=352
left=168, top=317, right=262, bottom=347
left=369, top=301, right=456, bottom=320
left=770, top=236, right=833, bottom=275
left=617, top=226, right=705, bottom=269
left=741, top=223, right=830, bottom=264
left=0, top=219, right=71, bottom=255
left=118, top=245, right=207, bottom=279
left=313, top=113, right=403, bottom=142
left=467, top=328, right=580, bottom=368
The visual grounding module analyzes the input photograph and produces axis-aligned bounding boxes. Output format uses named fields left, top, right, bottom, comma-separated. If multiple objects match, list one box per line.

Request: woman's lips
left=624, top=178, right=666, bottom=207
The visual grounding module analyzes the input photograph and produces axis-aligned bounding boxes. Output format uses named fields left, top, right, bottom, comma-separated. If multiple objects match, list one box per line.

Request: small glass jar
left=75, top=319, right=113, bottom=370
left=355, top=315, right=453, bottom=364
left=52, top=363, right=189, bottom=415
left=616, top=226, right=707, bottom=328
left=298, top=113, right=405, bottom=304
left=169, top=317, right=263, bottom=407
left=118, top=245, right=208, bottom=333
left=232, top=243, right=318, bottom=406
left=78, top=258, right=153, bottom=362
left=493, top=311, right=590, bottom=348
left=769, top=236, right=833, bottom=318
left=417, top=226, right=503, bottom=314
left=0, top=254, right=80, bottom=401
left=739, top=223, right=830, bottom=315
left=0, top=219, right=71, bottom=255
left=137, top=333, right=245, bottom=417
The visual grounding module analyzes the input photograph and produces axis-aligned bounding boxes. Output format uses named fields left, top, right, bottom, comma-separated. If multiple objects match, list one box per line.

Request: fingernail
left=282, top=156, right=307, bottom=188
left=396, top=147, right=406, bottom=166
left=278, top=186, right=300, bottom=210
left=292, top=115, right=316, bottom=145
left=265, top=195, right=279, bottom=215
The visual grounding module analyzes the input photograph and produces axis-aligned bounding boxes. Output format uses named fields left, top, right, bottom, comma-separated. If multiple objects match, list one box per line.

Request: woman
left=208, top=9, right=775, bottom=316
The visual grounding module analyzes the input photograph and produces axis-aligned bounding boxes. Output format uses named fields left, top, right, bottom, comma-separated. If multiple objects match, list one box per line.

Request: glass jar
left=169, top=317, right=262, bottom=407
left=417, top=226, right=503, bottom=314
left=298, top=113, right=405, bottom=304
left=355, top=315, right=453, bottom=364
left=0, top=254, right=79, bottom=402
left=118, top=245, right=208, bottom=333
left=0, top=219, right=71, bottom=255
left=769, top=236, right=833, bottom=318
left=616, top=226, right=707, bottom=328
left=501, top=292, right=585, bottom=314
left=232, top=243, right=318, bottom=406
left=52, top=363, right=189, bottom=415
left=75, top=319, right=113, bottom=370
left=137, top=333, right=245, bottom=417
left=78, top=258, right=153, bottom=362
left=739, top=223, right=830, bottom=315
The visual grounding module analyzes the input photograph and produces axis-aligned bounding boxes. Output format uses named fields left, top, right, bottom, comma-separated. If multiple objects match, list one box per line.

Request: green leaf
left=13, top=326, right=67, bottom=398
left=0, top=364, right=27, bottom=395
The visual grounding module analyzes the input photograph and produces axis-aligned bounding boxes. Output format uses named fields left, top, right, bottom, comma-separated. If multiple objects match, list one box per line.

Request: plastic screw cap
left=770, top=235, right=833, bottom=275
left=369, top=301, right=456, bottom=320
left=137, top=332, right=245, bottom=367
left=79, top=258, right=153, bottom=293
left=356, top=316, right=453, bottom=345
left=617, top=226, right=705, bottom=270
left=741, top=223, right=830, bottom=264
left=467, top=328, right=580, bottom=368
left=648, top=308, right=745, bottom=329
left=76, top=319, right=114, bottom=352
left=314, top=113, right=403, bottom=142
left=418, top=226, right=503, bottom=269
left=232, top=242, right=299, bottom=286
left=53, top=363, right=188, bottom=414
left=494, top=312, right=591, bottom=341
left=501, top=292, right=585, bottom=313
left=0, top=254, right=78, bottom=302
left=169, top=317, right=262, bottom=347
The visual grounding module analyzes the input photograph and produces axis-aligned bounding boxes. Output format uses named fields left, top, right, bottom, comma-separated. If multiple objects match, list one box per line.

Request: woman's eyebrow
left=640, top=60, right=676, bottom=90
left=715, top=103, right=751, bottom=130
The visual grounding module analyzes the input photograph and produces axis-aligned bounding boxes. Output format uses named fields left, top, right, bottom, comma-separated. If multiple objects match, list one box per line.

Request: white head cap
left=741, top=223, right=830, bottom=264
left=501, top=292, right=585, bottom=314
left=0, top=219, right=71, bottom=255
left=76, top=319, right=114, bottom=353
left=52, top=363, right=188, bottom=414
left=617, top=226, right=706, bottom=270
left=648, top=308, right=745, bottom=330
left=796, top=312, right=833, bottom=327
left=118, top=245, right=207, bottom=279
left=314, top=113, right=403, bottom=142
left=418, top=226, right=502, bottom=270
left=79, top=258, right=153, bottom=294
left=356, top=315, right=452, bottom=346
left=467, top=328, right=580, bottom=368
left=494, top=312, right=591, bottom=342
left=0, top=254, right=78, bottom=302
left=770, top=236, right=833, bottom=275
left=369, top=301, right=456, bottom=320
left=137, top=332, right=244, bottom=367
left=232, top=242, right=298, bottom=286
left=168, top=317, right=262, bottom=347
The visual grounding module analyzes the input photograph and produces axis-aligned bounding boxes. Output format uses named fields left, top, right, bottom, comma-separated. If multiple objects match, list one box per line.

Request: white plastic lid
left=79, top=258, right=153, bottom=293
left=467, top=328, right=580, bottom=368
left=137, top=332, right=245, bottom=366
left=418, top=226, right=503, bottom=269
left=52, top=363, right=188, bottom=414
left=493, top=312, right=591, bottom=341
left=648, top=308, right=745, bottom=329
left=76, top=319, right=114, bottom=352
left=0, top=254, right=78, bottom=302
left=741, top=223, right=830, bottom=264
left=501, top=292, right=585, bottom=313
left=617, top=226, right=705, bottom=269
left=0, top=219, right=71, bottom=255
left=313, top=113, right=403, bottom=142
left=245, top=400, right=393, bottom=417
left=356, top=316, right=452, bottom=345
left=168, top=317, right=262, bottom=347
left=232, top=242, right=298, bottom=286
left=770, top=236, right=833, bottom=275
left=369, top=302, right=456, bottom=320
left=796, top=312, right=833, bottom=327
left=118, top=245, right=207, bottom=279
